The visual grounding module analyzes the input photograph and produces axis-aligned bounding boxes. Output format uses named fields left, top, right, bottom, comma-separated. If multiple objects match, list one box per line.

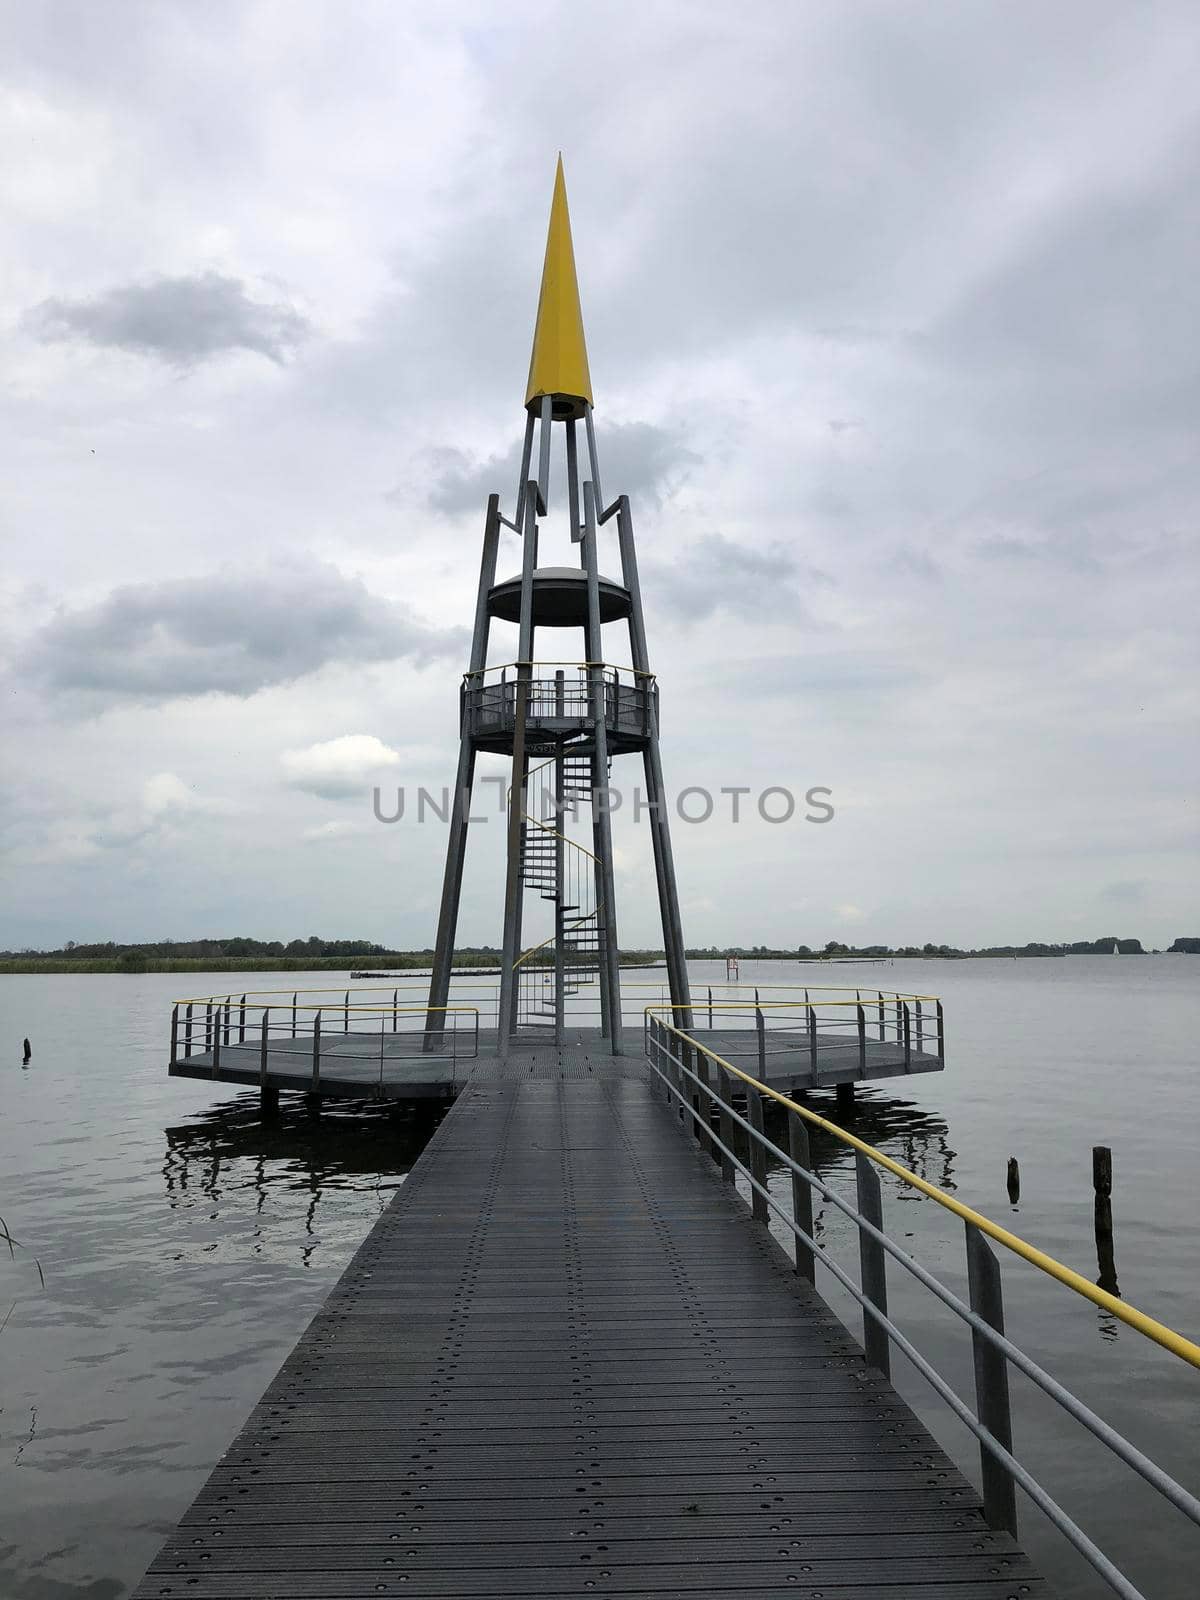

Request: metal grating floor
left=135, top=1076, right=1046, bottom=1598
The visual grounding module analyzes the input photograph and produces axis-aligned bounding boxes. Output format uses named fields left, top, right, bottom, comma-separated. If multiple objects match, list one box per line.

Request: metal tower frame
left=425, top=160, right=691, bottom=1055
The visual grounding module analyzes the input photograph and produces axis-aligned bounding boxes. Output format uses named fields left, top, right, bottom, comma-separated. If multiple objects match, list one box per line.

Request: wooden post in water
left=1006, top=1157, right=1021, bottom=1205
left=1093, top=1145, right=1118, bottom=1294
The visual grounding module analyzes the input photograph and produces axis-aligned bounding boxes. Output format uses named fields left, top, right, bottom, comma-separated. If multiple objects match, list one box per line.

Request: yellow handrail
left=649, top=1016, right=1200, bottom=1372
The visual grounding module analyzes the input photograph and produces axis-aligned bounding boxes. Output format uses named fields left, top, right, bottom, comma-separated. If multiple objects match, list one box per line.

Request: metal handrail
left=170, top=983, right=941, bottom=1008
left=463, top=657, right=656, bottom=682
left=643, top=1015, right=1200, bottom=1600
left=653, top=1018, right=1198, bottom=1369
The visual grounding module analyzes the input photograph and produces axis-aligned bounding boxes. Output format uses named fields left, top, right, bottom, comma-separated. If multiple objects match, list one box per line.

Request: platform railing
left=643, top=1013, right=1200, bottom=1600
left=174, top=981, right=942, bottom=1041
left=170, top=997, right=480, bottom=1090
left=644, top=995, right=943, bottom=1075
left=462, top=660, right=656, bottom=745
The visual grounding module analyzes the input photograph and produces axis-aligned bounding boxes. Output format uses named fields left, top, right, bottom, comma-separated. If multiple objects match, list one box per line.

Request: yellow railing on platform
left=647, top=1012, right=1200, bottom=1372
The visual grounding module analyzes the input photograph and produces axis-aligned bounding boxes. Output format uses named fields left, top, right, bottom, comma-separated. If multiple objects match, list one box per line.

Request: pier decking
left=137, top=1050, right=1043, bottom=1599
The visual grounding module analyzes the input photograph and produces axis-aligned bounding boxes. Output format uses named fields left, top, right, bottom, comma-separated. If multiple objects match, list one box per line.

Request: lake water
left=1, top=956, right=1197, bottom=1598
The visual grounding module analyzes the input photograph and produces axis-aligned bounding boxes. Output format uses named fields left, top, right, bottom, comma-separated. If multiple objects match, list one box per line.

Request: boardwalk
left=137, top=1056, right=1044, bottom=1599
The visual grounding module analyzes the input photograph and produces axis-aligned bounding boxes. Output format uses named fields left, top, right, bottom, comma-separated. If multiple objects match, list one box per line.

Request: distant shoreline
left=1, top=945, right=1192, bottom=976
left=0, top=956, right=670, bottom=976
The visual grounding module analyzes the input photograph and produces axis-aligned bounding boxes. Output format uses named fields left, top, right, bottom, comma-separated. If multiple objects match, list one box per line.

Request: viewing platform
left=167, top=983, right=946, bottom=1103
left=463, top=661, right=656, bottom=756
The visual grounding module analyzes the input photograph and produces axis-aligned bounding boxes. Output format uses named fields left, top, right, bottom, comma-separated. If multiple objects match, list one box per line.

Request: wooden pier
left=136, top=1047, right=1043, bottom=1599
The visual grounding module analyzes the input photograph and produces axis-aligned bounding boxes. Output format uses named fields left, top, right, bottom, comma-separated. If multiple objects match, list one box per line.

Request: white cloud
left=142, top=771, right=234, bottom=817
left=281, top=734, right=403, bottom=799
left=302, top=819, right=363, bottom=842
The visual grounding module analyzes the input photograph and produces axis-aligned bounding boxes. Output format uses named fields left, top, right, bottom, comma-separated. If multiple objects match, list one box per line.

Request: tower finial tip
left=525, top=158, right=592, bottom=419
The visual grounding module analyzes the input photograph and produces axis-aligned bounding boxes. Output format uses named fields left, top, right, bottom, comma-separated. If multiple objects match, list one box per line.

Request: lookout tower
left=427, top=158, right=691, bottom=1055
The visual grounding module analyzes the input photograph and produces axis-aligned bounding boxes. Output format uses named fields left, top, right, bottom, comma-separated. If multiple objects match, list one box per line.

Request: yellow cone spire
left=525, top=156, right=593, bottom=419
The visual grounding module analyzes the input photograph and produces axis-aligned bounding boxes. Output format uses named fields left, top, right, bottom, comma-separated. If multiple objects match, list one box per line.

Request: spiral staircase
left=514, top=753, right=609, bottom=1030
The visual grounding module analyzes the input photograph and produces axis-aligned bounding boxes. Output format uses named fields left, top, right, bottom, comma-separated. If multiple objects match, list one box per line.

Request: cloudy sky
left=2, top=1, right=1197, bottom=952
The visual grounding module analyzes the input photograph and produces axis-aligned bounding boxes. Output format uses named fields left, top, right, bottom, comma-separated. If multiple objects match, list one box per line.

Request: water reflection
left=161, top=1093, right=443, bottom=1267
left=763, top=1085, right=956, bottom=1189
left=719, top=1086, right=956, bottom=1251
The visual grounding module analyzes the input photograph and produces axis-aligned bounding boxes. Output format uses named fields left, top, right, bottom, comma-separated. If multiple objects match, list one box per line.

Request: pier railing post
left=212, top=1013, right=221, bottom=1079
left=808, top=1002, right=818, bottom=1083
left=312, top=1011, right=322, bottom=1092
left=747, top=1084, right=769, bottom=1223
left=915, top=998, right=923, bottom=1055
left=393, top=987, right=398, bottom=1034
left=857, top=1001, right=867, bottom=1074
left=707, top=985, right=713, bottom=1028
left=965, top=1223, right=1018, bottom=1538
left=260, top=1008, right=270, bottom=1089
left=170, top=1004, right=179, bottom=1067
left=238, top=993, right=246, bottom=1045
left=855, top=1152, right=890, bottom=1378
left=903, top=1003, right=912, bottom=1072
left=223, top=998, right=231, bottom=1048
left=877, top=990, right=885, bottom=1041
left=696, top=1049, right=716, bottom=1162
left=687, top=1041, right=704, bottom=1146
left=343, top=989, right=349, bottom=1035
left=184, top=1002, right=193, bottom=1058
left=291, top=992, right=298, bottom=1039
left=204, top=1000, right=212, bottom=1052
left=756, top=1006, right=766, bottom=1078
left=937, top=999, right=945, bottom=1064
left=788, top=1115, right=816, bottom=1284
left=718, top=1065, right=736, bottom=1184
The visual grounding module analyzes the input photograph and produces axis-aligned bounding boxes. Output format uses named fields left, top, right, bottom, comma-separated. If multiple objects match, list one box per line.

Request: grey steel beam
left=583, top=481, right=623, bottom=1053
left=512, top=409, right=535, bottom=533
left=496, top=481, right=540, bottom=1057
left=553, top=675, right=566, bottom=1047
left=583, top=401, right=604, bottom=520
left=570, top=415, right=611, bottom=1038
left=616, top=496, right=692, bottom=1026
left=427, top=497, right=502, bottom=1044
